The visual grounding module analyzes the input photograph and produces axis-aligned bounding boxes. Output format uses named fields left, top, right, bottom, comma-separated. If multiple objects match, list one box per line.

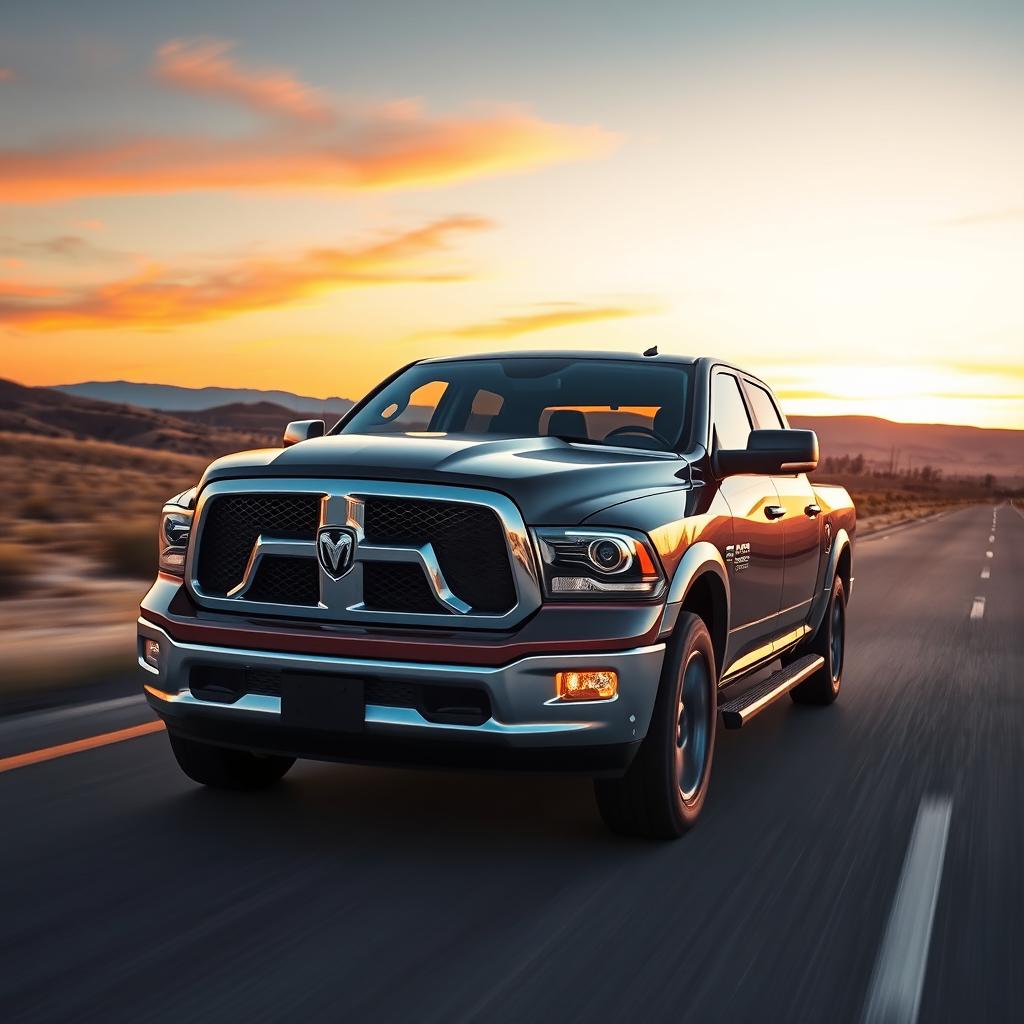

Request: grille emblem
left=317, top=526, right=356, bottom=580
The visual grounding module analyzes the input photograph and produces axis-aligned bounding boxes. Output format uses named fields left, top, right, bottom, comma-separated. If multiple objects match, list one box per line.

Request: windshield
left=339, top=357, right=693, bottom=452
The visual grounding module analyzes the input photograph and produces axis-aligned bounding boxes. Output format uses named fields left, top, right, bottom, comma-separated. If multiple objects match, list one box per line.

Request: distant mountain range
left=55, top=380, right=354, bottom=415
left=2, top=379, right=1021, bottom=482
left=0, top=378, right=293, bottom=457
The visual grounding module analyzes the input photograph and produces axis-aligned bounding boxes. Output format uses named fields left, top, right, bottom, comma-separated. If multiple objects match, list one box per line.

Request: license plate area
left=280, top=672, right=365, bottom=732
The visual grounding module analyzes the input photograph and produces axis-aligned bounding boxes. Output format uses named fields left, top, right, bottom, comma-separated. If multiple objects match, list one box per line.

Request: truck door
left=742, top=379, right=821, bottom=646
left=711, top=371, right=785, bottom=677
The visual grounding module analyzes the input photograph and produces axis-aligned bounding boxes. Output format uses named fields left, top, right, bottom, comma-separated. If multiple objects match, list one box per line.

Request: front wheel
left=168, top=730, right=295, bottom=790
left=594, top=612, right=717, bottom=839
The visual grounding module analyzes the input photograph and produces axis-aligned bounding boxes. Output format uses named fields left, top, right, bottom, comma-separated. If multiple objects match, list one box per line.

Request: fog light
left=555, top=670, right=618, bottom=701
left=143, top=638, right=161, bottom=668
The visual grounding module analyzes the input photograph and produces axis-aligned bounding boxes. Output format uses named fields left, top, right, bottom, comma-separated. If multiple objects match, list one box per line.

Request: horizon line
left=8, top=374, right=1022, bottom=433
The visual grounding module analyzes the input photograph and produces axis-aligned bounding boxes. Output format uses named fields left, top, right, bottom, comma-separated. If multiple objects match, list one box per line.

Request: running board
left=719, top=654, right=825, bottom=729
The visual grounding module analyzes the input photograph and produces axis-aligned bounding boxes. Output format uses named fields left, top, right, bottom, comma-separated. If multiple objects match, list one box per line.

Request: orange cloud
left=0, top=68, right=13, bottom=82
left=948, top=207, right=1024, bottom=226
left=446, top=302, right=655, bottom=339
left=0, top=216, right=490, bottom=330
left=155, top=39, right=333, bottom=123
left=0, top=234, right=113, bottom=260
left=0, top=40, right=616, bottom=203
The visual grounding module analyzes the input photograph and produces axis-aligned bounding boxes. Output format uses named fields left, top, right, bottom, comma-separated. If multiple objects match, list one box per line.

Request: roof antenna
left=643, top=345, right=658, bottom=357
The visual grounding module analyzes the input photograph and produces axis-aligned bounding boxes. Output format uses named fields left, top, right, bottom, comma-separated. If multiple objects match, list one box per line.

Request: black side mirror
left=283, top=419, right=325, bottom=447
left=714, top=428, right=819, bottom=477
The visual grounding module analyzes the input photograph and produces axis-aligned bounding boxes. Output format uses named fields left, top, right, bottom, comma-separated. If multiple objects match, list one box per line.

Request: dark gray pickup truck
left=140, top=351, right=855, bottom=838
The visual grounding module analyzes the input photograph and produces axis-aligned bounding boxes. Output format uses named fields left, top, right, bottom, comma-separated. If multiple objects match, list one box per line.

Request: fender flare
left=659, top=541, right=731, bottom=639
left=807, top=527, right=852, bottom=636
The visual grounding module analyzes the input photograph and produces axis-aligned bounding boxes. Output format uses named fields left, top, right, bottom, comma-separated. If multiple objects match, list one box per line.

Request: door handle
left=804, top=503, right=822, bottom=518
left=764, top=504, right=786, bottom=520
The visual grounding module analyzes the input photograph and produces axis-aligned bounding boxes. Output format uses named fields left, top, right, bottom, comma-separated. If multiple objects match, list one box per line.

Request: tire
left=167, top=730, right=295, bottom=790
left=789, top=575, right=846, bottom=706
left=594, top=612, right=717, bottom=839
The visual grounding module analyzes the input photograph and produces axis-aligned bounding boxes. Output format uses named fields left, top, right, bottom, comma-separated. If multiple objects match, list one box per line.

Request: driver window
left=712, top=373, right=752, bottom=450
left=371, top=379, right=448, bottom=433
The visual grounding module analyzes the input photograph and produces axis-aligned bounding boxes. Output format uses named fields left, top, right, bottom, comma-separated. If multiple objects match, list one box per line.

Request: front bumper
left=138, top=616, right=665, bottom=774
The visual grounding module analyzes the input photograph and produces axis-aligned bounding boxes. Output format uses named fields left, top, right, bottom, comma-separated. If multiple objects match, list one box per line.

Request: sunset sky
left=2, top=0, right=1023, bottom=428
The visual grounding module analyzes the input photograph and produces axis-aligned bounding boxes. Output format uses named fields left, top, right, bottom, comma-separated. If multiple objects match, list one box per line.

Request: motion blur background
left=1, top=0, right=1022, bottom=693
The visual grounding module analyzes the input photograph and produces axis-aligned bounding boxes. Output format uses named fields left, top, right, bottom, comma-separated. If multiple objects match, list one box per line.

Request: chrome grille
left=186, top=479, right=540, bottom=628
left=195, top=494, right=319, bottom=596
left=363, top=561, right=442, bottom=613
left=245, top=556, right=320, bottom=606
left=363, top=497, right=516, bottom=613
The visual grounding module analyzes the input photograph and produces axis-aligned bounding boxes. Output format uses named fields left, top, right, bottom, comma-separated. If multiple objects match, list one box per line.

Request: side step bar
left=719, top=654, right=825, bottom=729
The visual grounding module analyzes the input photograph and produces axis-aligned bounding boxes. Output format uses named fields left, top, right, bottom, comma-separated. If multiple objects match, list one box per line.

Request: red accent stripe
left=142, top=608, right=662, bottom=667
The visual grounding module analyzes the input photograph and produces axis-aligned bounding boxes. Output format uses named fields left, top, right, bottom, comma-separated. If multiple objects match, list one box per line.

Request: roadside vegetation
left=0, top=433, right=207, bottom=701
left=811, top=455, right=1008, bottom=532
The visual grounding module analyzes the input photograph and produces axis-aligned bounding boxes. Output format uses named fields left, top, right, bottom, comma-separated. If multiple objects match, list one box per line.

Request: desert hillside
left=791, top=414, right=1024, bottom=481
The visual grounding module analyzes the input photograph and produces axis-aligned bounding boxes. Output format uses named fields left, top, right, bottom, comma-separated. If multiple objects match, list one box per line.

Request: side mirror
left=283, top=419, right=325, bottom=447
left=714, top=428, right=819, bottom=477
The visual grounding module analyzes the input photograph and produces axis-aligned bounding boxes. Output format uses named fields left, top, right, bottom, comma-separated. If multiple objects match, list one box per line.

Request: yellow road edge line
left=0, top=720, right=166, bottom=775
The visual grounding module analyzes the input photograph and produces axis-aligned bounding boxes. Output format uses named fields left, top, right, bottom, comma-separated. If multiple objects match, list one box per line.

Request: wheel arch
left=808, top=528, right=852, bottom=636
left=835, top=540, right=852, bottom=597
left=662, top=541, right=730, bottom=679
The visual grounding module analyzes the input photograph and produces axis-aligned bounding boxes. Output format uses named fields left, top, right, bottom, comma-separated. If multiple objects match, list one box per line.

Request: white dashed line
left=862, top=797, right=952, bottom=1024
left=989, top=534, right=995, bottom=543
left=981, top=567, right=990, bottom=580
left=970, top=597, right=986, bottom=621
left=986, top=551, right=993, bottom=559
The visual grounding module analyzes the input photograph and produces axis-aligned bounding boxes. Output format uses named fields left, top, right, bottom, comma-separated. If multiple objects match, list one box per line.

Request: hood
left=199, top=432, right=690, bottom=523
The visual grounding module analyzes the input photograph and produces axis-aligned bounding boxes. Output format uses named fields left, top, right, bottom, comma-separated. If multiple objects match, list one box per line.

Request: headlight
left=532, top=527, right=665, bottom=599
left=158, top=488, right=195, bottom=577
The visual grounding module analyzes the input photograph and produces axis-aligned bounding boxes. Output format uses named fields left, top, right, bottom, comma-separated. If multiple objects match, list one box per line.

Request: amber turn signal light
left=555, top=670, right=618, bottom=701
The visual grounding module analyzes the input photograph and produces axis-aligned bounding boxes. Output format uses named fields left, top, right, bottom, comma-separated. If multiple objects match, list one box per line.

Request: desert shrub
left=15, top=522, right=52, bottom=545
left=97, top=520, right=157, bottom=578
left=0, top=543, right=33, bottom=598
left=20, top=485, right=62, bottom=522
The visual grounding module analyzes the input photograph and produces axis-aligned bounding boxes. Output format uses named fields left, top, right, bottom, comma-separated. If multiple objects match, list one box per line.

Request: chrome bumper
left=138, top=617, right=665, bottom=749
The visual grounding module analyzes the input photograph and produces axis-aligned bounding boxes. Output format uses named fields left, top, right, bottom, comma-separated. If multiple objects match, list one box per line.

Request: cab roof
left=419, top=349, right=700, bottom=367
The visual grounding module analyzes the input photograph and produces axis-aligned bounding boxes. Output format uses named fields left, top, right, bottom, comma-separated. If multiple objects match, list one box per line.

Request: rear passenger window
left=712, top=374, right=752, bottom=450
left=745, top=383, right=785, bottom=430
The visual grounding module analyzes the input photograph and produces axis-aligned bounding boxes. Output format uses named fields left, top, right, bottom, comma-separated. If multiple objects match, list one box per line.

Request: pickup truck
left=140, top=351, right=855, bottom=838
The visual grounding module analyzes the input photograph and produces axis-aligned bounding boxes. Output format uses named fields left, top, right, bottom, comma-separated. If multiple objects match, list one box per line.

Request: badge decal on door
left=725, top=541, right=751, bottom=572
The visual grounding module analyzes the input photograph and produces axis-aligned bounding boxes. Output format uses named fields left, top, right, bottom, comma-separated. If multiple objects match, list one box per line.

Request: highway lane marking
left=981, top=567, right=990, bottom=580
left=989, top=534, right=995, bottom=542
left=970, top=597, right=986, bottom=621
left=986, top=550, right=993, bottom=559
left=863, top=796, right=952, bottom=1024
left=0, top=721, right=165, bottom=775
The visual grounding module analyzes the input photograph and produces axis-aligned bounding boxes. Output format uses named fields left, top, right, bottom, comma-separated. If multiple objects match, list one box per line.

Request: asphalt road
left=1, top=502, right=1021, bottom=1023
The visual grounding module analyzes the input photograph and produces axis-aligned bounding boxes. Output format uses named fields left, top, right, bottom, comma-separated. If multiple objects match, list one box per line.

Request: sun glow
left=0, top=16, right=1022, bottom=429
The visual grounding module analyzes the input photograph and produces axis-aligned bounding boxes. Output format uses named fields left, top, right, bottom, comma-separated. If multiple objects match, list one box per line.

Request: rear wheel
left=167, top=730, right=294, bottom=790
left=594, top=612, right=717, bottom=839
left=789, top=575, right=845, bottom=705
